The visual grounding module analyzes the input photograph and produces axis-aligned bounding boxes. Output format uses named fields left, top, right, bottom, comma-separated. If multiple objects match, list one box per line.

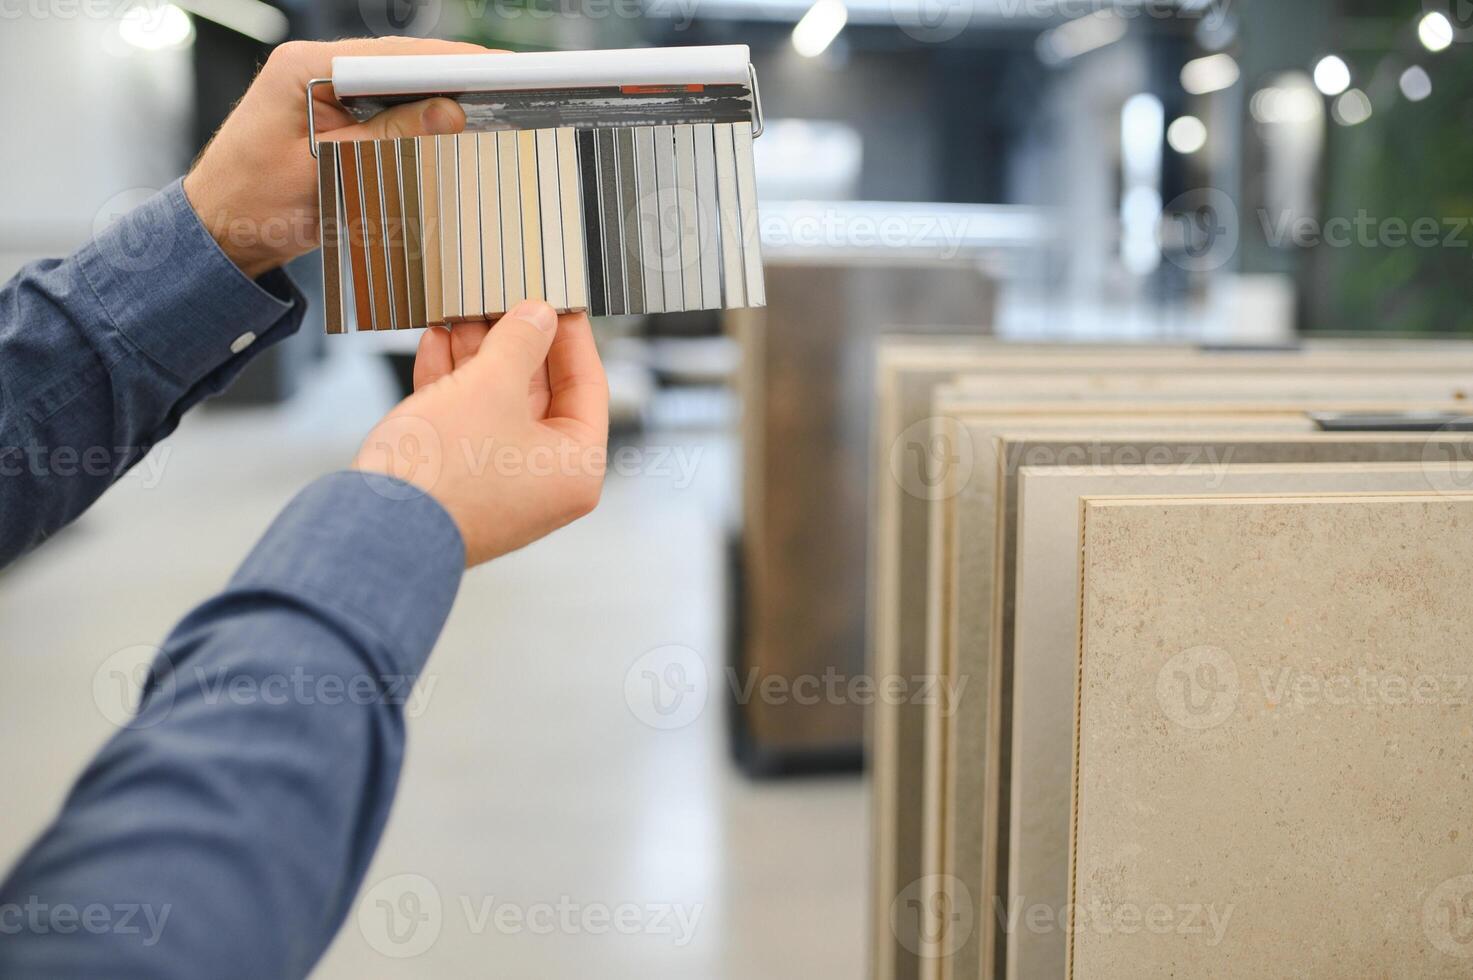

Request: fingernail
left=422, top=101, right=457, bottom=135
left=509, top=300, right=556, bottom=333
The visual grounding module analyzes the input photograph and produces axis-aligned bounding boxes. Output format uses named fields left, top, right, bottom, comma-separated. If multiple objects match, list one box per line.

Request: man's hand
left=353, top=302, right=610, bottom=567
left=182, top=37, right=493, bottom=279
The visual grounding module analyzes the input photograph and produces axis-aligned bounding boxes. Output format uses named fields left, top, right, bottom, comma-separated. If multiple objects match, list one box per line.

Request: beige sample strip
left=713, top=123, right=745, bottom=307
left=416, top=136, right=443, bottom=325
left=733, top=121, right=765, bottom=307
left=316, top=145, right=344, bottom=334
left=555, top=128, right=587, bottom=311
left=437, top=134, right=461, bottom=321
left=499, top=131, right=525, bottom=309
left=476, top=132, right=504, bottom=316
left=1070, top=493, right=1473, bottom=979
left=536, top=129, right=567, bottom=310
left=456, top=134, right=482, bottom=319
left=519, top=129, right=544, bottom=303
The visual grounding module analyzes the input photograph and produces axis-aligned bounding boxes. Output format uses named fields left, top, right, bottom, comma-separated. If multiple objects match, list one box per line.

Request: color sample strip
left=358, top=141, right=394, bottom=330
left=417, top=136, right=443, bottom=325
left=633, top=126, right=664, bottom=314
left=537, top=128, right=567, bottom=310
left=674, top=124, right=701, bottom=310
left=338, top=143, right=374, bottom=331
left=556, top=128, right=588, bottom=311
left=317, top=145, right=344, bottom=334
left=499, top=131, right=525, bottom=310
left=596, top=127, right=626, bottom=316
left=457, top=133, right=482, bottom=320
left=653, top=125, right=682, bottom=311
left=692, top=123, right=721, bottom=310
left=437, top=135, right=461, bottom=321
left=576, top=129, right=606, bottom=316
left=733, top=121, right=765, bottom=308
left=519, top=130, right=544, bottom=303
left=713, top=124, right=746, bottom=308
left=398, top=137, right=426, bottom=328
left=476, top=132, right=504, bottom=316
left=615, top=127, right=644, bottom=315
left=379, top=140, right=410, bottom=329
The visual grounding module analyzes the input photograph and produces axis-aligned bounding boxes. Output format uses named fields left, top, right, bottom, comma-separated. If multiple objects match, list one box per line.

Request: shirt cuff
left=229, top=472, right=466, bottom=676
left=77, top=178, right=306, bottom=387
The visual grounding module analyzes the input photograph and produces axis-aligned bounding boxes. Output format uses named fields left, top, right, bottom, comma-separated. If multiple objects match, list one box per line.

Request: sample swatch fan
left=309, top=45, right=766, bottom=332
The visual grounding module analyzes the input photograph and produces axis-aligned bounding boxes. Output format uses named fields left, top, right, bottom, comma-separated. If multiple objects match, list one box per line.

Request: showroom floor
left=0, top=348, right=865, bottom=979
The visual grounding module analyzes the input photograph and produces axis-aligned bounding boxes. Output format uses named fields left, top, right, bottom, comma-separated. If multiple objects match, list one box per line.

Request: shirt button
left=230, top=332, right=257, bottom=354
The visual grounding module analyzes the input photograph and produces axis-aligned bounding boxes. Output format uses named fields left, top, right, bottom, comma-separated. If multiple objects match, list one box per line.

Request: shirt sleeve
left=0, top=471, right=465, bottom=980
left=0, top=178, right=308, bottom=570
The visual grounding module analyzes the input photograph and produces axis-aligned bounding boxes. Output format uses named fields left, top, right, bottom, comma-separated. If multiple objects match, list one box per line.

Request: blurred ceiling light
left=1331, top=88, right=1373, bottom=126
left=1121, top=93, right=1165, bottom=183
left=1180, top=53, right=1240, bottom=95
left=176, top=0, right=288, bottom=44
left=1399, top=65, right=1433, bottom=102
left=1037, top=11, right=1127, bottom=67
left=119, top=2, right=195, bottom=50
left=1250, top=85, right=1321, bottom=125
left=1167, top=115, right=1208, bottom=154
left=792, top=0, right=848, bottom=58
left=1419, top=11, right=1455, bottom=52
left=1312, top=55, right=1352, bottom=97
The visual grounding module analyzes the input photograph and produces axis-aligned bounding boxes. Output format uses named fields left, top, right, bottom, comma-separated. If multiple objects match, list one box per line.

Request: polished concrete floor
left=0, top=349, right=865, bottom=978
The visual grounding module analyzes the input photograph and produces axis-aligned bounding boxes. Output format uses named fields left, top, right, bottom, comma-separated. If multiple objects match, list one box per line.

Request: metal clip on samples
left=307, top=45, right=766, bottom=334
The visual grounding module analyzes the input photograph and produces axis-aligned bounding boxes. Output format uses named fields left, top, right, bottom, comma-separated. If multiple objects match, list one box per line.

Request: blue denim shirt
left=0, top=181, right=465, bottom=977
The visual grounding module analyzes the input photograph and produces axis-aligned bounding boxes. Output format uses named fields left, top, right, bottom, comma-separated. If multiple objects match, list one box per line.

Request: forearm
left=0, top=473, right=464, bottom=979
left=0, top=180, right=307, bottom=570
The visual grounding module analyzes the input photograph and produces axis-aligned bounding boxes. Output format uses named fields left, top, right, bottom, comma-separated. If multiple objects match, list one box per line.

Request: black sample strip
left=577, top=129, right=606, bottom=317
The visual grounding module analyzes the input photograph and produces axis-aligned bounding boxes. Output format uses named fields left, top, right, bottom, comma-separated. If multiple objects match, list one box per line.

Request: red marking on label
left=621, top=84, right=704, bottom=94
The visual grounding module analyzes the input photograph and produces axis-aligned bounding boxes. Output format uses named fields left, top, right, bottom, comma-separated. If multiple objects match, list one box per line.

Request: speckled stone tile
left=1070, top=493, right=1473, bottom=979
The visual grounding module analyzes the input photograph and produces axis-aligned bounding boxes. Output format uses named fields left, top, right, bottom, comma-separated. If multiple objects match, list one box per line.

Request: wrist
left=181, top=170, right=285, bottom=281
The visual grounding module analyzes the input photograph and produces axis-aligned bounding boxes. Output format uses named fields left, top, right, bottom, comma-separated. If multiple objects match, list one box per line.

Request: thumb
left=338, top=97, right=464, bottom=143
left=465, top=301, right=559, bottom=401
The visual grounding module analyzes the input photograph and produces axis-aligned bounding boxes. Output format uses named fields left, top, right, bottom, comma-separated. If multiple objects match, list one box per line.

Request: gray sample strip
left=616, top=126, right=644, bottom=315
left=634, top=126, right=665, bottom=314
left=674, top=124, right=701, bottom=310
left=576, top=129, right=606, bottom=317
left=596, top=127, right=626, bottom=316
left=692, top=123, right=721, bottom=311
left=653, top=125, right=682, bottom=311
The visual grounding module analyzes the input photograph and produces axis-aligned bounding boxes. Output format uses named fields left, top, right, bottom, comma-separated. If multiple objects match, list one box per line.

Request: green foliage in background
left=1318, top=6, right=1473, bottom=334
